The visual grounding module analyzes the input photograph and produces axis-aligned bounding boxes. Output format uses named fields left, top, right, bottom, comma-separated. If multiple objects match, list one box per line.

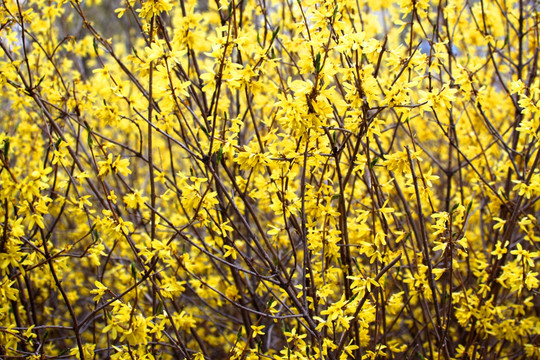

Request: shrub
left=0, top=0, right=539, bottom=359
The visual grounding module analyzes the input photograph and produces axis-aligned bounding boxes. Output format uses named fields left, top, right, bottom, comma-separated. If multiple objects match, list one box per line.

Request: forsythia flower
left=1, top=0, right=538, bottom=359
left=90, top=280, right=108, bottom=302
left=250, top=325, right=265, bottom=337
left=139, top=0, right=173, bottom=20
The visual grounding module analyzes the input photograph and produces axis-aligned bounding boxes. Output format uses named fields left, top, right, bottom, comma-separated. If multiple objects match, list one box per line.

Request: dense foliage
left=0, top=0, right=539, bottom=359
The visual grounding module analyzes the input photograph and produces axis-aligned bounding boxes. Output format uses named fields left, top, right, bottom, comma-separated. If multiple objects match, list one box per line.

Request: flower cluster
left=0, top=0, right=538, bottom=359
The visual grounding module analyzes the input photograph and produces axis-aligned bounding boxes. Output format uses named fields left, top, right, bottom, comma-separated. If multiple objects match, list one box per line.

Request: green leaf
left=281, top=320, right=288, bottom=333
left=3, top=137, right=9, bottom=159
left=216, top=146, right=224, bottom=164
left=93, top=37, right=99, bottom=56
left=314, top=52, right=321, bottom=73
left=35, top=75, right=45, bottom=89
left=87, top=223, right=97, bottom=240
left=85, top=122, right=93, bottom=148
left=55, top=137, right=62, bottom=150
left=271, top=26, right=280, bottom=44
left=466, top=200, right=473, bottom=214
left=130, top=262, right=137, bottom=279
left=236, top=328, right=243, bottom=341
left=92, top=229, right=99, bottom=242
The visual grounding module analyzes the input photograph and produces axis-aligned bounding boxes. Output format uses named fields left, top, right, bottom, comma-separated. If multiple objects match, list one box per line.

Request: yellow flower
left=223, top=244, right=238, bottom=260
left=69, top=344, right=96, bottom=360
left=491, top=241, right=509, bottom=260
left=90, top=280, right=108, bottom=302
left=139, top=0, right=173, bottom=20
left=250, top=324, right=265, bottom=337
left=510, top=243, right=527, bottom=262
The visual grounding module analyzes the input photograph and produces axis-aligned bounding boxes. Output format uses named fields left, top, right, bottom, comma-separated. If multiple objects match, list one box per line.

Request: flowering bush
left=0, top=0, right=539, bottom=359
